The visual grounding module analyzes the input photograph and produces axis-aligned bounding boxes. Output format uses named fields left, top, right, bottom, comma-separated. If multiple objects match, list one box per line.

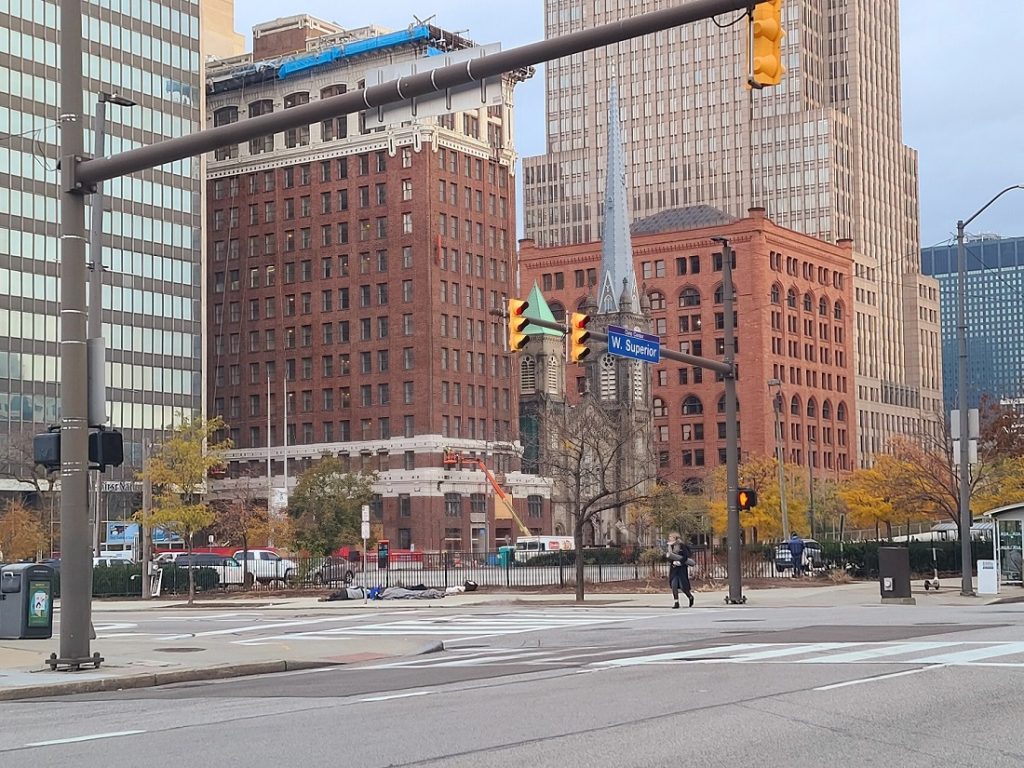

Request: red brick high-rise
left=519, top=206, right=857, bottom=491
left=204, top=16, right=551, bottom=551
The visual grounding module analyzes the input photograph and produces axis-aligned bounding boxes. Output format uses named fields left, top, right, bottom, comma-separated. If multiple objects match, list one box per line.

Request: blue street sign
left=607, top=325, right=661, bottom=363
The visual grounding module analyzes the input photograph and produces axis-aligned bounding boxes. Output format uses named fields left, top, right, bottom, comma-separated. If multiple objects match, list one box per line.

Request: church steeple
left=597, top=75, right=639, bottom=315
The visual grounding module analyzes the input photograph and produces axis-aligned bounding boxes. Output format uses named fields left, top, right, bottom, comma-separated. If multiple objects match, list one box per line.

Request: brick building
left=204, top=16, right=551, bottom=551
left=519, top=206, right=857, bottom=489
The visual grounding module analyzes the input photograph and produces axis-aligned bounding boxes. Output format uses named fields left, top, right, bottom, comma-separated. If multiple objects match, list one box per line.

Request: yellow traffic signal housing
left=569, top=312, right=592, bottom=363
left=507, top=298, right=530, bottom=351
left=737, top=487, right=758, bottom=511
left=749, top=0, right=785, bottom=87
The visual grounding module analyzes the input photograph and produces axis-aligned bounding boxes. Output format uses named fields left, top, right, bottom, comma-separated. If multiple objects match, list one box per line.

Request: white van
left=514, top=536, right=575, bottom=563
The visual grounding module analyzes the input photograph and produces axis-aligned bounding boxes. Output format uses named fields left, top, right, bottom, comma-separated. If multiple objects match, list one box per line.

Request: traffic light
left=737, top=487, right=758, bottom=511
left=507, top=298, right=530, bottom=351
left=569, top=312, right=592, bottom=363
left=749, top=1, right=785, bottom=88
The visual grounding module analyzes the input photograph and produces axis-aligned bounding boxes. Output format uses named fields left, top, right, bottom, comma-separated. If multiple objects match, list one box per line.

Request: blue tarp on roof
left=278, top=25, right=431, bottom=79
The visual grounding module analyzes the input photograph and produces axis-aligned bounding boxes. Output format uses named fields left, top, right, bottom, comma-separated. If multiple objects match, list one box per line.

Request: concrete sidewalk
left=1, top=580, right=1016, bottom=701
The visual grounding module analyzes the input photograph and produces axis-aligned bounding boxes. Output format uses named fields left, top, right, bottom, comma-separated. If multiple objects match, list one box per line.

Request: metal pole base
left=45, top=652, right=104, bottom=672
left=724, top=595, right=747, bottom=605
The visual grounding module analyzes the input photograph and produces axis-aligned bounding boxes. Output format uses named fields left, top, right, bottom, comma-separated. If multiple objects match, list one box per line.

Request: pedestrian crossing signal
left=569, top=312, right=592, bottom=363
left=737, top=488, right=758, bottom=510
left=507, top=298, right=530, bottom=352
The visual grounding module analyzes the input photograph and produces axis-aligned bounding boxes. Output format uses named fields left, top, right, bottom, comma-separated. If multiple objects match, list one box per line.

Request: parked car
left=232, top=549, right=298, bottom=586
left=309, top=556, right=356, bottom=587
left=173, top=554, right=246, bottom=586
left=774, top=539, right=825, bottom=572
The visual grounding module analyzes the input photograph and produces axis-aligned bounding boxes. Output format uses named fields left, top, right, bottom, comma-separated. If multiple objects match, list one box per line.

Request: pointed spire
left=523, top=281, right=564, bottom=336
left=598, top=75, right=639, bottom=315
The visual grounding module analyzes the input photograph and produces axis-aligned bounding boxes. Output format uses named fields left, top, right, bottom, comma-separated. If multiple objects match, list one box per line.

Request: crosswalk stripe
left=593, top=643, right=770, bottom=667
left=907, top=642, right=1024, bottom=665
left=798, top=641, right=958, bottom=664
left=731, top=642, right=860, bottom=661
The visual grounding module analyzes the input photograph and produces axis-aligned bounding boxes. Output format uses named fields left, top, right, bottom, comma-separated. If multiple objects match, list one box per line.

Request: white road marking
left=25, top=730, right=146, bottom=747
left=358, top=691, right=432, bottom=702
left=729, top=642, right=860, bottom=662
left=798, top=641, right=957, bottom=664
left=594, top=643, right=769, bottom=667
left=907, top=642, right=1024, bottom=665
left=814, top=666, right=944, bottom=691
left=162, top=613, right=396, bottom=640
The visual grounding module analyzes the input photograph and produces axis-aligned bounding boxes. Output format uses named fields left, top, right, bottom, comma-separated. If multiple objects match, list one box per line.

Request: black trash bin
left=878, top=547, right=915, bottom=605
left=0, top=563, right=55, bottom=639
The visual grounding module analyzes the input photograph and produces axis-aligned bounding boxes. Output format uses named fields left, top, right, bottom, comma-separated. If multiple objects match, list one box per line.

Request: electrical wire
left=711, top=10, right=748, bottom=29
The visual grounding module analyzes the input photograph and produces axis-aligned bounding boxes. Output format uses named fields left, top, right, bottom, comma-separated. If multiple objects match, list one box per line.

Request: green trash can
left=498, top=546, right=516, bottom=568
left=0, top=563, right=55, bottom=640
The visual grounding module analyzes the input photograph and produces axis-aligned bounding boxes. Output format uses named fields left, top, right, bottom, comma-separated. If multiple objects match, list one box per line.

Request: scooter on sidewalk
left=923, top=546, right=940, bottom=591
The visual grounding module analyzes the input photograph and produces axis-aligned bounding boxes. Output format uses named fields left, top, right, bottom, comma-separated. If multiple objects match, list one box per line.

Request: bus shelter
left=984, top=503, right=1024, bottom=587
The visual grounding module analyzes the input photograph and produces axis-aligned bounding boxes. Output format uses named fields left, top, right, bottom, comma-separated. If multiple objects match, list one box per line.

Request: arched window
left=770, top=283, right=781, bottom=304
left=717, top=394, right=739, bottom=413
left=786, top=288, right=797, bottom=308
left=519, top=357, right=536, bottom=393
left=837, top=402, right=847, bottom=422
left=248, top=100, right=274, bottom=155
left=653, top=397, right=668, bottom=417
left=713, top=284, right=735, bottom=304
left=679, top=286, right=701, bottom=307
left=807, top=397, right=818, bottom=418
left=576, top=297, right=590, bottom=312
left=320, top=85, right=348, bottom=141
left=599, top=354, right=616, bottom=400
left=834, top=300, right=844, bottom=320
left=822, top=399, right=833, bottom=420
left=790, top=395, right=801, bottom=416
left=819, top=297, right=829, bottom=316
left=283, top=92, right=311, bottom=148
left=213, top=106, right=239, bottom=160
left=548, top=301, right=566, bottom=323
left=648, top=290, right=666, bottom=311
left=803, top=292, right=813, bottom=312
left=682, top=395, right=704, bottom=415
left=546, top=355, right=559, bottom=394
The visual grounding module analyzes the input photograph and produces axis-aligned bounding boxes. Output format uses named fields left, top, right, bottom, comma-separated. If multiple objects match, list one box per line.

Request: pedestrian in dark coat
left=666, top=532, right=694, bottom=609
left=788, top=533, right=805, bottom=577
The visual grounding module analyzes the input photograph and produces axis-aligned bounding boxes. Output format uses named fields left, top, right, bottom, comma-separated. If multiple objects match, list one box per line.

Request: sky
left=232, top=1, right=1024, bottom=247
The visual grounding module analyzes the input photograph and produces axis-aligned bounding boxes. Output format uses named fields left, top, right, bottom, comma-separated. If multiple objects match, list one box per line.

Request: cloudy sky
left=234, top=1, right=1023, bottom=246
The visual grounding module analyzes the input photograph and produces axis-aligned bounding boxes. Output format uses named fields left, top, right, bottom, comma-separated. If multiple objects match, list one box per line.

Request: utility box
left=878, top=547, right=915, bottom=605
left=0, top=563, right=55, bottom=639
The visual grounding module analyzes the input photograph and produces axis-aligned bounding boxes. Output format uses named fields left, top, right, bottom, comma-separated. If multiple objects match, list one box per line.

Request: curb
left=0, top=641, right=445, bottom=702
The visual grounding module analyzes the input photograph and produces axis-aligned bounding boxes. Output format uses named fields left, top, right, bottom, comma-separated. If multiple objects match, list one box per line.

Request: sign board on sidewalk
left=361, top=521, right=371, bottom=541
left=607, top=325, right=661, bottom=363
left=361, top=504, right=370, bottom=524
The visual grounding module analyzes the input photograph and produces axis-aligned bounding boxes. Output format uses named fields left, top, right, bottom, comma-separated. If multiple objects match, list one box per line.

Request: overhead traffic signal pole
left=56, top=0, right=763, bottom=666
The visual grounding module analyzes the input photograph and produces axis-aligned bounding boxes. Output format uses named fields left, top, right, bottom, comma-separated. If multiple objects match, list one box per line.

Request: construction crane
left=442, top=449, right=531, bottom=538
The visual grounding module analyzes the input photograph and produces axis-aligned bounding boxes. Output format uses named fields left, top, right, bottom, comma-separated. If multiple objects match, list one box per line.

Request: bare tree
left=0, top=430, right=59, bottom=553
left=212, top=469, right=270, bottom=589
left=545, top=398, right=656, bottom=601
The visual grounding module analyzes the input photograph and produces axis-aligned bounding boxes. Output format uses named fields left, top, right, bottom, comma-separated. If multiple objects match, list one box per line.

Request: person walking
left=666, top=532, right=694, bottom=609
left=788, top=533, right=805, bottom=577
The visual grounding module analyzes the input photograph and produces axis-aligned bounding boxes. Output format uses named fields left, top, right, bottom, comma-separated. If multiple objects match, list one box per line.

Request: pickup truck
left=232, top=549, right=298, bottom=586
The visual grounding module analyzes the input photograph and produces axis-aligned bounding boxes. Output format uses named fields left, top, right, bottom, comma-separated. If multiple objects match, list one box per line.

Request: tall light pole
left=955, top=184, right=1023, bottom=597
left=768, top=379, right=790, bottom=539
left=88, top=91, right=136, bottom=556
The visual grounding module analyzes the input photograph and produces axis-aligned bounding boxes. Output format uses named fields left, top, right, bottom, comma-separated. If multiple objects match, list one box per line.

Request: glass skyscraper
left=921, top=236, right=1024, bottom=414
left=0, top=0, right=213, bottom=525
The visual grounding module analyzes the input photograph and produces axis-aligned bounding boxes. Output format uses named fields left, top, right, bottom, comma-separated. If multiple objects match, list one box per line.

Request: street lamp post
left=88, top=91, right=137, bottom=556
left=767, top=379, right=790, bottom=539
left=955, top=184, right=1023, bottom=597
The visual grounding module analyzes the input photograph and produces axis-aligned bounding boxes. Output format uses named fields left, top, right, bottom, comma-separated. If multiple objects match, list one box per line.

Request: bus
left=514, top=536, right=575, bottom=563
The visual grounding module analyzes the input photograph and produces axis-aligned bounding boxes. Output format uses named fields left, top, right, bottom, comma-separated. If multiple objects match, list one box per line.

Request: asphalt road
left=3, top=602, right=1023, bottom=768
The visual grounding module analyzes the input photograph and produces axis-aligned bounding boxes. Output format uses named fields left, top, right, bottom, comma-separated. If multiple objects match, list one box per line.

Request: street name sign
left=607, top=325, right=661, bottom=363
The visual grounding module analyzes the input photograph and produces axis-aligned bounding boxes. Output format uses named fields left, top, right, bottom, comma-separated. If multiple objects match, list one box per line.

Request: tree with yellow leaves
left=705, top=454, right=810, bottom=542
left=0, top=499, right=46, bottom=561
left=139, top=415, right=232, bottom=604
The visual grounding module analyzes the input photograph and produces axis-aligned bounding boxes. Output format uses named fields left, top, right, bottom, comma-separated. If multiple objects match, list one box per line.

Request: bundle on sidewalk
left=321, top=580, right=479, bottom=601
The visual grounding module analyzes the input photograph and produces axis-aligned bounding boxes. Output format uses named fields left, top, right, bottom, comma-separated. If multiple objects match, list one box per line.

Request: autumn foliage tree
left=705, top=454, right=811, bottom=542
left=139, top=415, right=231, bottom=604
left=0, top=499, right=46, bottom=561
left=213, top=470, right=270, bottom=589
